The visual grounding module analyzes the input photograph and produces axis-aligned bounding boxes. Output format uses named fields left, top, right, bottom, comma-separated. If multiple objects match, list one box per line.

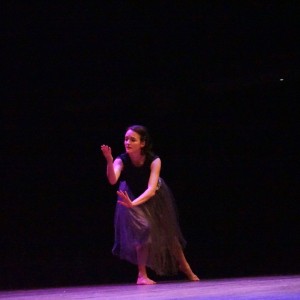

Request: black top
left=118, top=153, right=159, bottom=197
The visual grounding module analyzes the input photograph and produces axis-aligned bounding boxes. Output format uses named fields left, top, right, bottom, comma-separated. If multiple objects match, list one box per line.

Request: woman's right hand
left=101, top=145, right=113, bottom=163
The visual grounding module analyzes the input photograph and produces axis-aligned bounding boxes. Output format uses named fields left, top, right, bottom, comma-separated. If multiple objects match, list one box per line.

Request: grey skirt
left=112, top=178, right=186, bottom=275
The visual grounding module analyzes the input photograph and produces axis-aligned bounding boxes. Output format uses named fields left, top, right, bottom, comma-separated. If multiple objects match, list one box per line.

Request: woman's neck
left=128, top=153, right=145, bottom=166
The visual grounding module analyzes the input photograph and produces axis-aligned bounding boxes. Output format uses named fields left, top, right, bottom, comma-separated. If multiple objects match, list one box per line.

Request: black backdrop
left=2, top=3, right=299, bottom=289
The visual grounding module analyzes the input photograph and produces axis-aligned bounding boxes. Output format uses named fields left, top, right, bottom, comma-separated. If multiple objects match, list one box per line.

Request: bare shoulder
left=151, top=157, right=161, bottom=168
left=114, top=157, right=123, bottom=163
left=153, top=156, right=161, bottom=162
left=114, top=157, right=124, bottom=168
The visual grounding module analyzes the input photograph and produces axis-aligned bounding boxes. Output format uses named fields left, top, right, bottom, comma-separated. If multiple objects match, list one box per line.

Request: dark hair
left=126, top=125, right=153, bottom=156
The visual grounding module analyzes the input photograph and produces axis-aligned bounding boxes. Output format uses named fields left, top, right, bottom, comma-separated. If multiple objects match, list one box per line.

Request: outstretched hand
left=101, top=144, right=113, bottom=163
left=117, top=191, right=134, bottom=208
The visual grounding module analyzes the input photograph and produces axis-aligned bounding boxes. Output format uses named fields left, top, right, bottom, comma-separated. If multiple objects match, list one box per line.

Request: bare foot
left=136, top=276, right=156, bottom=285
left=179, top=264, right=200, bottom=281
left=187, top=273, right=200, bottom=281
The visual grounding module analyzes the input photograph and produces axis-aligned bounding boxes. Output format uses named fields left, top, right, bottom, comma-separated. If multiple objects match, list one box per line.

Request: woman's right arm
left=101, top=145, right=123, bottom=185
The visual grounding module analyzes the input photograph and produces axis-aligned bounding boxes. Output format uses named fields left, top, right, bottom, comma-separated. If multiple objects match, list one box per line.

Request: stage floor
left=0, top=275, right=299, bottom=300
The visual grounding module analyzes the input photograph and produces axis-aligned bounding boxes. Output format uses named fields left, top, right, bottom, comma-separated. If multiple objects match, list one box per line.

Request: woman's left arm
left=117, top=157, right=161, bottom=208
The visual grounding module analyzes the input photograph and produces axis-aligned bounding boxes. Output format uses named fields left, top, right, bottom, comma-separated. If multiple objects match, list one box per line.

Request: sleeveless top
left=117, top=153, right=159, bottom=197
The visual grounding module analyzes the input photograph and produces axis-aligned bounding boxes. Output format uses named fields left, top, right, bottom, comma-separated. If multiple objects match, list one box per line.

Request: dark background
left=2, top=2, right=299, bottom=290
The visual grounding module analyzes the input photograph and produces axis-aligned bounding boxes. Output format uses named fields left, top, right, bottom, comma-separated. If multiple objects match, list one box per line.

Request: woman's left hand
left=117, top=191, right=134, bottom=208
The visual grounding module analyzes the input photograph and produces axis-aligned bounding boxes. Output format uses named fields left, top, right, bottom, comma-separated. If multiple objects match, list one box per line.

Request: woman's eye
left=125, top=137, right=137, bottom=142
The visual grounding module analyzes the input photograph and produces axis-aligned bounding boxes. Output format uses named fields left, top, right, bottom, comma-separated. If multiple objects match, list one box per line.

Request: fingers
left=117, top=190, right=133, bottom=208
left=116, top=190, right=130, bottom=200
left=100, top=145, right=113, bottom=162
left=117, top=200, right=131, bottom=208
left=116, top=190, right=125, bottom=197
left=117, top=190, right=127, bottom=197
left=119, top=190, right=131, bottom=197
left=101, top=144, right=111, bottom=153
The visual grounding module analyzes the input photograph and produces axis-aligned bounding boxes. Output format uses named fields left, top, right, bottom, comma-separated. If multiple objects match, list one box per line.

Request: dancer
left=101, top=125, right=199, bottom=285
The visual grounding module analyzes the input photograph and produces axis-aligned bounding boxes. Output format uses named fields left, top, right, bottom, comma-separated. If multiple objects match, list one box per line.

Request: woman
left=101, top=125, right=199, bottom=285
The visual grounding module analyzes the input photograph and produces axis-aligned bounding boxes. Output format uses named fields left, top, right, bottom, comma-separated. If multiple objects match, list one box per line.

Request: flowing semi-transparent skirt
left=112, top=178, right=186, bottom=276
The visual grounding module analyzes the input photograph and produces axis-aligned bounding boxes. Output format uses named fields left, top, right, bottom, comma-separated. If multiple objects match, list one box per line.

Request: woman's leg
left=176, top=247, right=200, bottom=281
left=136, top=244, right=156, bottom=285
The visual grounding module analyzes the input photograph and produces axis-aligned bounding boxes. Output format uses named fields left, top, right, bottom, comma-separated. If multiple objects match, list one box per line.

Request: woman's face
left=124, top=129, right=145, bottom=154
